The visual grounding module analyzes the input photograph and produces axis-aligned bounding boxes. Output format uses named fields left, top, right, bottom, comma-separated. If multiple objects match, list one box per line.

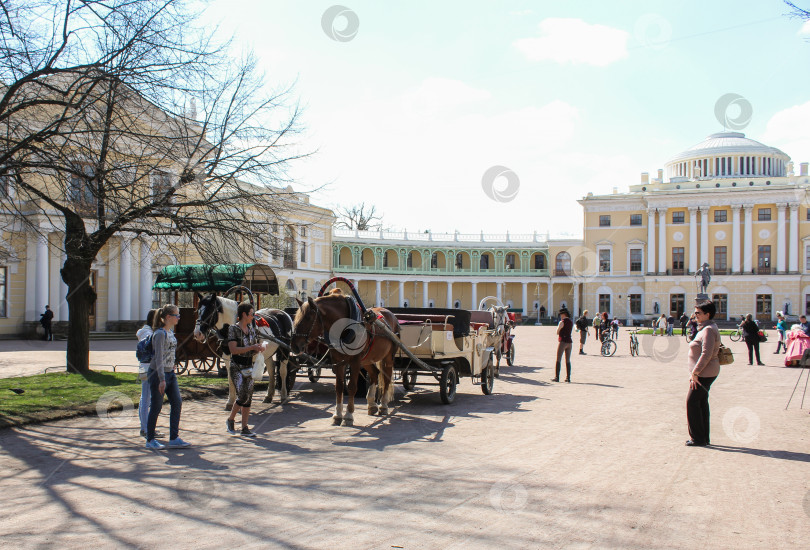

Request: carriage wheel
left=402, top=368, right=417, bottom=391
left=174, top=350, right=189, bottom=375
left=307, top=366, right=321, bottom=383
left=342, top=366, right=369, bottom=397
left=481, top=357, right=495, bottom=395
left=439, top=364, right=457, bottom=404
left=506, top=344, right=515, bottom=366
left=192, top=355, right=216, bottom=373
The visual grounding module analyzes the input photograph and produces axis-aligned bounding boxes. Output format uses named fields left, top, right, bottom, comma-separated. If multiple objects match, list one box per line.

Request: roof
left=152, top=264, right=280, bottom=294
left=667, top=132, right=789, bottom=164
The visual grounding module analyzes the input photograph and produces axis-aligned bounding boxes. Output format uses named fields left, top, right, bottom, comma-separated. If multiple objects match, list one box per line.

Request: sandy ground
left=0, top=326, right=809, bottom=549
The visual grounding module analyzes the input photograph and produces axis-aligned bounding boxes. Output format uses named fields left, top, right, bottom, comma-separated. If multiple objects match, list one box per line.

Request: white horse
left=194, top=293, right=294, bottom=408
left=489, top=305, right=510, bottom=368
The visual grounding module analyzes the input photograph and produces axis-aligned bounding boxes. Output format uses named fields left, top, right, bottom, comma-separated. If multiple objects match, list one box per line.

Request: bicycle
left=600, top=332, right=617, bottom=357
left=729, top=325, right=743, bottom=342
left=628, top=330, right=638, bottom=356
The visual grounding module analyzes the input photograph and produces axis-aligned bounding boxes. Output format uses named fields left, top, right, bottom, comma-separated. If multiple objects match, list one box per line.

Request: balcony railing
left=335, top=264, right=551, bottom=277
left=671, top=268, right=685, bottom=276
left=714, top=268, right=728, bottom=275
left=757, top=266, right=773, bottom=275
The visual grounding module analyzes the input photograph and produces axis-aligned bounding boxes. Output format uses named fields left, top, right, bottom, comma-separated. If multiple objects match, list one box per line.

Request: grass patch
left=632, top=329, right=740, bottom=336
left=0, top=371, right=233, bottom=429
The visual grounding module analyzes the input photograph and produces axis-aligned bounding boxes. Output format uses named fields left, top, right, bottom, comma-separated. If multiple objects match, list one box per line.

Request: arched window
left=556, top=252, right=571, bottom=275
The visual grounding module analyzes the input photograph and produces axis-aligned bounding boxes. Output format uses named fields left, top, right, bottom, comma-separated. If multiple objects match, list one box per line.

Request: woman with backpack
left=145, top=304, right=191, bottom=450
left=136, top=309, right=159, bottom=439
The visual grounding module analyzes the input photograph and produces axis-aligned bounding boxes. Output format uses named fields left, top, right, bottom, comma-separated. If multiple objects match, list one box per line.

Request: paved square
left=1, top=326, right=808, bottom=548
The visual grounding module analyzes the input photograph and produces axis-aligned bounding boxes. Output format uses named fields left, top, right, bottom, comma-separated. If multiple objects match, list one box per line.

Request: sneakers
left=226, top=419, right=236, bottom=434
left=551, top=377, right=559, bottom=382
left=240, top=427, right=257, bottom=438
left=145, top=439, right=165, bottom=450
left=579, top=350, right=586, bottom=355
left=565, top=378, right=571, bottom=383
left=167, top=438, right=191, bottom=448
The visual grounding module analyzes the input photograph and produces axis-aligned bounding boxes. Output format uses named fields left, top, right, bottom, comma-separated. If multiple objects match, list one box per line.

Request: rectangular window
left=629, top=294, right=641, bottom=314
left=758, top=245, right=771, bottom=274
left=714, top=210, right=727, bottom=222
left=456, top=253, right=463, bottom=269
left=0, top=172, right=10, bottom=197
left=599, top=294, right=611, bottom=313
left=431, top=253, right=438, bottom=269
left=806, top=294, right=810, bottom=315
left=69, top=164, right=97, bottom=209
left=301, top=280, right=307, bottom=290
left=714, top=246, right=727, bottom=272
left=480, top=255, right=489, bottom=269
left=407, top=253, right=413, bottom=268
left=806, top=247, right=810, bottom=271
left=533, top=254, right=545, bottom=270
left=599, top=215, right=611, bottom=227
left=630, top=249, right=642, bottom=272
left=630, top=214, right=642, bottom=226
left=758, top=208, right=771, bottom=221
left=756, top=294, right=772, bottom=317
left=672, top=211, right=684, bottom=224
left=712, top=294, right=728, bottom=320
left=670, top=294, right=685, bottom=316
left=599, top=249, right=611, bottom=273
left=0, top=266, right=6, bottom=317
left=672, top=247, right=685, bottom=271
left=300, top=227, right=307, bottom=238
left=300, top=243, right=306, bottom=263
left=807, top=209, right=810, bottom=221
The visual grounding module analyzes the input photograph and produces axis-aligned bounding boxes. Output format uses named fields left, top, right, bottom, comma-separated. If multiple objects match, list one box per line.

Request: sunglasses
left=168, top=313, right=180, bottom=317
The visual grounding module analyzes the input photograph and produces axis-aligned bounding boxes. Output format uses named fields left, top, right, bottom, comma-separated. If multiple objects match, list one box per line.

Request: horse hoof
left=224, top=403, right=233, bottom=412
left=263, top=396, right=272, bottom=403
left=379, top=408, right=389, bottom=416
left=367, top=407, right=379, bottom=416
left=341, top=418, right=354, bottom=427
left=332, top=416, right=342, bottom=426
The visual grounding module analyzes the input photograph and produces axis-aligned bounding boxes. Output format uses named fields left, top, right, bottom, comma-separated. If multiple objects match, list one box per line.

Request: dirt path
left=0, top=326, right=808, bottom=549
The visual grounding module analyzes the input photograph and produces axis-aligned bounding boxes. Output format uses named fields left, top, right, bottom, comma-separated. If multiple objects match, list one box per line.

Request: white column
left=573, top=282, right=580, bottom=317
left=398, top=281, right=404, bottom=306
left=789, top=203, right=799, bottom=273
left=548, top=281, right=554, bottom=316
left=647, top=209, right=656, bottom=273
left=446, top=281, right=453, bottom=308
left=521, top=282, right=528, bottom=316
left=118, top=240, right=132, bottom=321
left=700, top=207, right=709, bottom=266
left=375, top=280, right=382, bottom=307
left=743, top=205, right=753, bottom=273
left=777, top=203, right=787, bottom=273
left=496, top=281, right=502, bottom=304
left=657, top=207, right=667, bottom=274
left=59, top=248, right=69, bottom=321
left=35, top=234, right=49, bottom=317
left=25, top=236, right=36, bottom=321
left=732, top=205, right=741, bottom=273
left=422, top=281, right=428, bottom=308
left=107, top=242, right=120, bottom=323
left=688, top=206, right=698, bottom=273
left=139, top=239, right=152, bottom=316
left=471, top=282, right=478, bottom=309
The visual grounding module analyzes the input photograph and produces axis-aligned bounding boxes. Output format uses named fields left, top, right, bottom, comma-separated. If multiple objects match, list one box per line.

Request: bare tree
left=0, top=0, right=310, bottom=373
left=785, top=1, right=810, bottom=20
left=335, top=202, right=384, bottom=231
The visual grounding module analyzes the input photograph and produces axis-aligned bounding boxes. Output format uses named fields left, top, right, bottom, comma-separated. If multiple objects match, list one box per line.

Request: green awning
left=152, top=263, right=280, bottom=295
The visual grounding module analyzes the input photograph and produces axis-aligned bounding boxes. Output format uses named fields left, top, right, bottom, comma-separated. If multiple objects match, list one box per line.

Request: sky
left=203, top=0, right=810, bottom=238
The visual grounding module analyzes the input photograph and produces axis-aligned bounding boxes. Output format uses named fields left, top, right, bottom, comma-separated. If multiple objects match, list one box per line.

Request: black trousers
left=686, top=375, right=717, bottom=445
left=745, top=339, right=761, bottom=364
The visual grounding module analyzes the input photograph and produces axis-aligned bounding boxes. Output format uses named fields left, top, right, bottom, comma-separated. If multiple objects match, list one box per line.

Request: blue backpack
left=136, top=329, right=164, bottom=363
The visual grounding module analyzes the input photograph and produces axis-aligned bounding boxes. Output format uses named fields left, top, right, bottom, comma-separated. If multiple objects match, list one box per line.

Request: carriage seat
left=389, top=308, right=471, bottom=338
left=396, top=315, right=454, bottom=332
left=469, top=310, right=495, bottom=330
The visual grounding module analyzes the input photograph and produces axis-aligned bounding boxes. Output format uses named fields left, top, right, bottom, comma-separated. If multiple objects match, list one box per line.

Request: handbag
left=718, top=343, right=734, bottom=365
left=758, top=330, right=767, bottom=343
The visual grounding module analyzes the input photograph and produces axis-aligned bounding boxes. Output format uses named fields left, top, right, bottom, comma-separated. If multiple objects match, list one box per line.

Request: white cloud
left=800, top=20, right=810, bottom=35
left=400, top=78, right=491, bottom=114
left=513, top=18, right=629, bottom=66
left=762, top=100, right=810, bottom=164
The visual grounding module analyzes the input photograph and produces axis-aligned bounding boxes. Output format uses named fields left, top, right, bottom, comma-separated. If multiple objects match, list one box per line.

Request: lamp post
left=535, top=282, right=541, bottom=326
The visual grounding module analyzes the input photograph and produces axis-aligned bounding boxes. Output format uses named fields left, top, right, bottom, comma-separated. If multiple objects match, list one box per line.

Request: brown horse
left=290, top=289, right=400, bottom=426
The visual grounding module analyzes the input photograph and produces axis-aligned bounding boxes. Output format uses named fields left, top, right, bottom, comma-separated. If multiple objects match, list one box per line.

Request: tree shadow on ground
left=707, top=444, right=810, bottom=463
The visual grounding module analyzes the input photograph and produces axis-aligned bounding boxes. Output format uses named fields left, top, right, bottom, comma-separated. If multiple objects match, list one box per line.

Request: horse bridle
left=195, top=300, right=224, bottom=342
left=292, top=300, right=326, bottom=346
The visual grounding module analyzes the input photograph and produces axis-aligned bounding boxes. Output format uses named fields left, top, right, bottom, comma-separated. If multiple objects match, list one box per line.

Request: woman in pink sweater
left=685, top=300, right=721, bottom=447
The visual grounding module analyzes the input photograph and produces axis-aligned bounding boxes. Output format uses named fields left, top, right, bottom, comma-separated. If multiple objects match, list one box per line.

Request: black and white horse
left=489, top=305, right=509, bottom=368
left=194, top=293, right=294, bottom=407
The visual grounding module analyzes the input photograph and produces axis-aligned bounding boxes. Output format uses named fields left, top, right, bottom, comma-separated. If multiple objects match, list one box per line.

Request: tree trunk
left=62, top=258, right=96, bottom=375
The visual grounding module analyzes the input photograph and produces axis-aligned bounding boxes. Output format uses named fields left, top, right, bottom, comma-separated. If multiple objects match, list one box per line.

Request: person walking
left=741, top=313, right=764, bottom=366
left=575, top=310, right=589, bottom=355
left=40, top=305, right=54, bottom=341
left=137, top=309, right=162, bottom=439
left=666, top=314, right=675, bottom=336
left=686, top=313, right=699, bottom=342
left=145, top=304, right=191, bottom=450
left=226, top=302, right=266, bottom=437
left=552, top=308, right=573, bottom=383
left=610, top=317, right=620, bottom=339
left=775, top=312, right=787, bottom=354
left=656, top=314, right=667, bottom=336
left=592, top=313, right=601, bottom=340
left=685, top=300, right=721, bottom=447
left=680, top=312, right=689, bottom=336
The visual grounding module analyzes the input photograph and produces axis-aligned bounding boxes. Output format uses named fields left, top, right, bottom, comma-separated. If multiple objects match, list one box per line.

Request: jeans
left=686, top=375, right=717, bottom=445
left=147, top=370, right=182, bottom=441
left=138, top=378, right=150, bottom=433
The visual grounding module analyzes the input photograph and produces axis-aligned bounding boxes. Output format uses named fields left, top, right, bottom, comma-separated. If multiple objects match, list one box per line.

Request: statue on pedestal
left=695, top=262, right=711, bottom=302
